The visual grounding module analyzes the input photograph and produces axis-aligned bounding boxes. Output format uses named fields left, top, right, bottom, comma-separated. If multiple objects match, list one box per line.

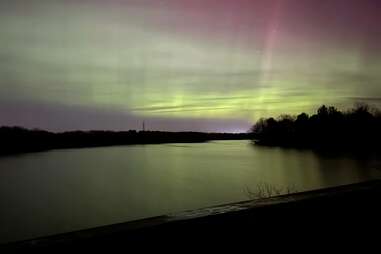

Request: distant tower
left=142, top=121, right=145, bottom=132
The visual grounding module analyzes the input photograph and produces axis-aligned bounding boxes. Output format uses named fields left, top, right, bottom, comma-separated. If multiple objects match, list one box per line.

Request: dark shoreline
left=0, top=126, right=252, bottom=156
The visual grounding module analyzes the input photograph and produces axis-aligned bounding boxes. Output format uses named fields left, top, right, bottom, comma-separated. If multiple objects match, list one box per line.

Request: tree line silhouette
left=0, top=128, right=251, bottom=156
left=251, top=103, right=381, bottom=152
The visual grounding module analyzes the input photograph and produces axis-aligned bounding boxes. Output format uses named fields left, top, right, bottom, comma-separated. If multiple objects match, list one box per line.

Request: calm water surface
left=0, top=140, right=380, bottom=243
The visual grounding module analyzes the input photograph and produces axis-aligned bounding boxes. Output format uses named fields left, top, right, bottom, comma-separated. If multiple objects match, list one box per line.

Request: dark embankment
left=251, top=103, right=381, bottom=153
left=2, top=180, right=381, bottom=250
left=0, top=126, right=252, bottom=156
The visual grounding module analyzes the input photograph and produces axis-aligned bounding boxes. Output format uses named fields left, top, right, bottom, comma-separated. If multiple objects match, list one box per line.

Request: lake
left=0, top=140, right=380, bottom=244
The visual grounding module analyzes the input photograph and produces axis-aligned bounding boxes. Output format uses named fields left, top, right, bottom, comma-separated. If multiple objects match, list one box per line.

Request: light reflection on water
left=0, top=140, right=380, bottom=243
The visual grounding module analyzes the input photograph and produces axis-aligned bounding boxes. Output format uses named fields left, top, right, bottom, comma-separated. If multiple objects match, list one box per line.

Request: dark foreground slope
left=0, top=126, right=251, bottom=156
left=2, top=180, right=381, bottom=251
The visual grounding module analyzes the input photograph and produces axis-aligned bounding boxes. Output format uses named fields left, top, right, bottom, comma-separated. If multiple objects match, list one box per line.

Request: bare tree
left=245, top=182, right=297, bottom=200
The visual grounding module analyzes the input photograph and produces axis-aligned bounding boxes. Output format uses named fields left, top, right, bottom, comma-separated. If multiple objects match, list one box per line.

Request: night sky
left=1, top=0, right=380, bottom=132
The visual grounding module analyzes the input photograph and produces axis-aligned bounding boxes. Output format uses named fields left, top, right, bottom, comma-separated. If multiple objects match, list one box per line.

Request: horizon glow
left=1, top=0, right=380, bottom=132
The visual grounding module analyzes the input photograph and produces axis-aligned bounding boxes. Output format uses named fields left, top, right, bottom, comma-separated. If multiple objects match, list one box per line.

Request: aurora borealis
left=1, top=0, right=380, bottom=132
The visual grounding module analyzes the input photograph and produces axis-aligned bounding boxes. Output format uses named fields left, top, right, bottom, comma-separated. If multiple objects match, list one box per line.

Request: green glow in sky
left=0, top=1, right=380, bottom=131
